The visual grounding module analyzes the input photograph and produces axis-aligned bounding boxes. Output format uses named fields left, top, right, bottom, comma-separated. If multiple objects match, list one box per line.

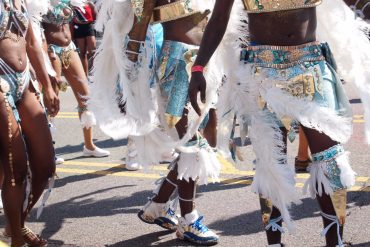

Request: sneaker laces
left=190, top=216, right=209, bottom=233
left=166, top=207, right=176, bottom=217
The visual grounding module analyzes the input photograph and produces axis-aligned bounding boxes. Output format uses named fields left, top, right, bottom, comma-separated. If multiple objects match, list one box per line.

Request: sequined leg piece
left=304, top=144, right=356, bottom=225
left=304, top=144, right=356, bottom=197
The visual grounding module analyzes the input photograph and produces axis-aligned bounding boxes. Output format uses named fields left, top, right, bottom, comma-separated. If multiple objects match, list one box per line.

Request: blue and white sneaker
left=138, top=200, right=178, bottom=231
left=176, top=210, right=219, bottom=246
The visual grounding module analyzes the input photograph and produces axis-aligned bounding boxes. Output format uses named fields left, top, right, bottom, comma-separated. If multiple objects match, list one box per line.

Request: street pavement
left=0, top=82, right=370, bottom=247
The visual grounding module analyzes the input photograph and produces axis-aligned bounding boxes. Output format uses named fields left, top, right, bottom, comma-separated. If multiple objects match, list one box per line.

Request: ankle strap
left=320, top=212, right=344, bottom=247
left=178, top=196, right=193, bottom=202
left=265, top=216, right=285, bottom=233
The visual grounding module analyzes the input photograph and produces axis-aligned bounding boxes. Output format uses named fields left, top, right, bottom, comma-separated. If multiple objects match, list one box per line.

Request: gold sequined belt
left=240, top=41, right=325, bottom=69
left=151, top=0, right=201, bottom=24
left=242, top=0, right=322, bottom=13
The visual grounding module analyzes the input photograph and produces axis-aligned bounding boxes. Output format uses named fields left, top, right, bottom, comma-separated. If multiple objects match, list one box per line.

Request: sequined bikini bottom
left=0, top=59, right=30, bottom=122
left=240, top=41, right=351, bottom=134
left=48, top=41, right=77, bottom=69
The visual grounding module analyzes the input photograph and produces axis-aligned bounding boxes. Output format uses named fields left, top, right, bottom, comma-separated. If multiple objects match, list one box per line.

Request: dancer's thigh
left=62, top=50, right=89, bottom=106
left=301, top=126, right=338, bottom=154
left=0, top=93, right=28, bottom=183
left=17, top=83, right=55, bottom=177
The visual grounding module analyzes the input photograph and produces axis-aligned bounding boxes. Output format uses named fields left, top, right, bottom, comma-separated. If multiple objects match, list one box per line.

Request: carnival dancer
left=26, top=0, right=66, bottom=165
left=0, top=0, right=60, bottom=245
left=188, top=0, right=369, bottom=246
left=42, top=0, right=110, bottom=158
left=90, top=0, right=219, bottom=245
left=72, top=0, right=97, bottom=75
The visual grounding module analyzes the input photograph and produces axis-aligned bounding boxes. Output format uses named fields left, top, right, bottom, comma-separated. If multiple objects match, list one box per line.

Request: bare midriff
left=248, top=8, right=317, bottom=46
left=157, top=0, right=208, bottom=46
left=0, top=37, right=27, bottom=74
left=43, top=22, right=72, bottom=47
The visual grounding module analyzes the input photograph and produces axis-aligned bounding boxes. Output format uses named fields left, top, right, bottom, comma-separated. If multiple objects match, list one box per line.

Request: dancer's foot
left=21, top=227, right=47, bottom=247
left=83, top=146, right=110, bottom=157
left=138, top=200, right=178, bottom=231
left=55, top=156, right=64, bottom=165
left=125, top=149, right=142, bottom=171
left=176, top=210, right=219, bottom=246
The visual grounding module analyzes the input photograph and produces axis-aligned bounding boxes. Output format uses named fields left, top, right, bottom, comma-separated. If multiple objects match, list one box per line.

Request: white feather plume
left=317, top=0, right=370, bottom=144
left=26, top=0, right=50, bottom=21
left=89, top=0, right=157, bottom=140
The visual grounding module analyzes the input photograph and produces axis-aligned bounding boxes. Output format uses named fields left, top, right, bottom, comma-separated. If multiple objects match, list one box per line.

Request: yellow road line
left=353, top=120, right=365, bottom=123
left=56, top=167, right=370, bottom=192
left=58, top=112, right=78, bottom=115
left=63, top=161, right=256, bottom=176
left=353, top=115, right=364, bottom=118
left=60, top=161, right=370, bottom=184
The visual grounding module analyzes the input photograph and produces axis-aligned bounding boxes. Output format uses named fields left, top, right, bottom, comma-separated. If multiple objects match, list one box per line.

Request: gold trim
left=259, top=196, right=273, bottom=225
left=330, top=189, right=347, bottom=225
left=243, top=0, right=322, bottom=13
left=151, top=1, right=200, bottom=24
left=165, top=113, right=181, bottom=129
left=246, top=41, right=321, bottom=52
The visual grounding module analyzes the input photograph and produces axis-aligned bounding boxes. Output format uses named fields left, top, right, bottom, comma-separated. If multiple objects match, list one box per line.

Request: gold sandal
left=21, top=227, right=47, bottom=247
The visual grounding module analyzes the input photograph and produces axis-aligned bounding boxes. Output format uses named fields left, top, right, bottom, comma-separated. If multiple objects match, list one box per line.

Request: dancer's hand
left=44, top=87, right=60, bottom=117
left=189, top=72, right=206, bottom=116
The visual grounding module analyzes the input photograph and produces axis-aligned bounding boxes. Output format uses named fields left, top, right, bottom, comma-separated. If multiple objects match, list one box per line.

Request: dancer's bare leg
left=18, top=84, right=56, bottom=221
left=62, top=50, right=95, bottom=150
left=0, top=93, right=27, bottom=247
left=75, top=38, right=88, bottom=75
left=302, top=126, right=344, bottom=247
left=297, top=126, right=310, bottom=161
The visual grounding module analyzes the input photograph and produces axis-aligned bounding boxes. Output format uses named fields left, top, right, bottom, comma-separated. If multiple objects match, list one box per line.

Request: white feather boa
left=89, top=0, right=157, bottom=140
left=27, top=0, right=56, bottom=77
left=26, top=0, right=50, bottom=22
left=316, top=0, right=370, bottom=144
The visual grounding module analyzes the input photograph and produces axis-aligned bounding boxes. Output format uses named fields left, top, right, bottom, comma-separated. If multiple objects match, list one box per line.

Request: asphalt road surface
left=0, top=81, right=369, bottom=247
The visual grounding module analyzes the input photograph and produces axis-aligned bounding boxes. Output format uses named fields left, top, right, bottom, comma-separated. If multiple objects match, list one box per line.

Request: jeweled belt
left=240, top=41, right=325, bottom=69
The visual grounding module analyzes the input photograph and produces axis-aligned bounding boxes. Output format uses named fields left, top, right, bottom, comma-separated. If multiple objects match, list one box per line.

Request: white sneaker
left=83, top=146, right=110, bottom=157
left=138, top=200, right=178, bottom=231
left=55, top=156, right=65, bottom=165
left=125, top=149, right=142, bottom=171
left=176, top=210, right=219, bottom=245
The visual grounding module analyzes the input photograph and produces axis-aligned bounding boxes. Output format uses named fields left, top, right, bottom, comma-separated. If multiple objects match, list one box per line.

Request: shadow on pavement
left=54, top=165, right=128, bottom=189
left=29, top=185, right=150, bottom=242
left=0, top=171, right=367, bottom=246
left=55, top=139, right=127, bottom=156
left=349, top=242, right=370, bottom=247
left=208, top=191, right=370, bottom=237
left=106, top=231, right=193, bottom=247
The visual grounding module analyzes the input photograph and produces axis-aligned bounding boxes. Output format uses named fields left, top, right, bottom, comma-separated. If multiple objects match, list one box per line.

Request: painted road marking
left=55, top=112, right=79, bottom=119
left=56, top=167, right=370, bottom=192
left=58, top=161, right=370, bottom=192
left=62, top=161, right=369, bottom=183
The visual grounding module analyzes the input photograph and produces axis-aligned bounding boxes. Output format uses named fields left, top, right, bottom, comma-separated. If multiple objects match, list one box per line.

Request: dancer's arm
left=189, top=0, right=234, bottom=115
left=26, top=23, right=60, bottom=116
left=126, top=0, right=157, bottom=62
